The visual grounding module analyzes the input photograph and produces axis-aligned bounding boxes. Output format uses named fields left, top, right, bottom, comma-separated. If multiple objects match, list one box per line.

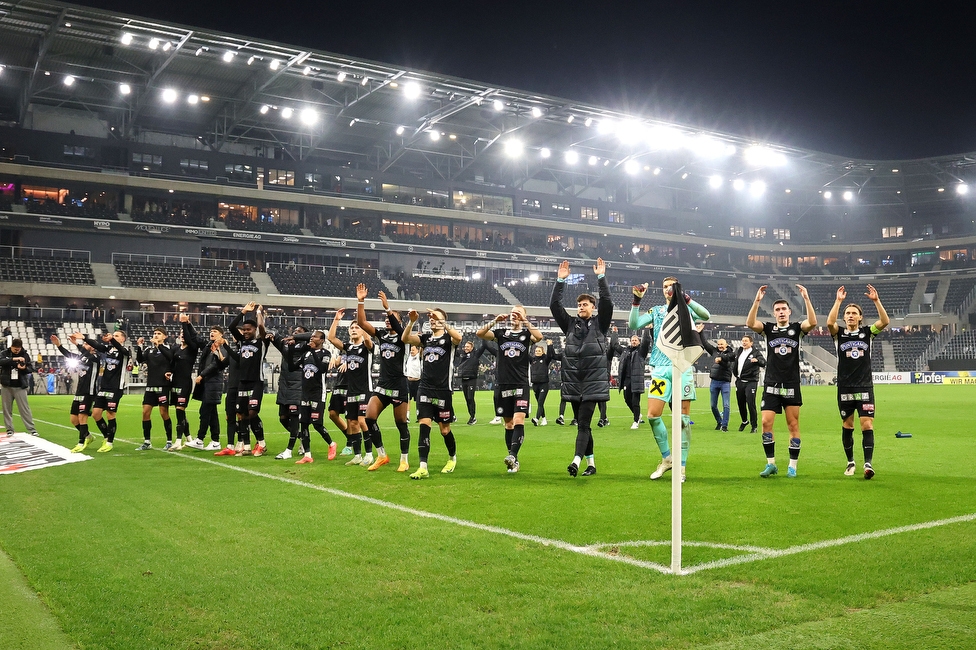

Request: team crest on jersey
left=241, top=349, right=254, bottom=359
left=788, top=329, right=796, bottom=336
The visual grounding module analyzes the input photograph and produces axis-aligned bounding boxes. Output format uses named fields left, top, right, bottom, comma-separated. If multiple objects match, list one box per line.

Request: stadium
left=1, top=1, right=974, bottom=648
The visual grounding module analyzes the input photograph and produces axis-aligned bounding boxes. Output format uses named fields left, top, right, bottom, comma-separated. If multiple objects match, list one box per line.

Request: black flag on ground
left=657, top=281, right=705, bottom=365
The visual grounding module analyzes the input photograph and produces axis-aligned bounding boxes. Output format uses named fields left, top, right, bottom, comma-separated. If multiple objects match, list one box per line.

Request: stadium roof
left=2, top=0, right=976, bottom=219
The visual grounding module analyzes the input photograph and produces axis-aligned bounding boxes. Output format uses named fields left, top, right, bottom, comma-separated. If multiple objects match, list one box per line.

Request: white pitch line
left=29, top=418, right=976, bottom=576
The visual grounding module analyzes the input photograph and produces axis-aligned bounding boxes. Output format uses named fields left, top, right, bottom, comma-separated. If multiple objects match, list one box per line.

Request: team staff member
left=269, top=325, right=306, bottom=458
left=700, top=331, right=735, bottom=431
left=746, top=284, right=817, bottom=478
left=356, top=284, right=411, bottom=472
left=477, top=305, right=543, bottom=473
left=529, top=341, right=555, bottom=426
left=617, top=330, right=651, bottom=430
left=456, top=339, right=491, bottom=425
left=83, top=328, right=130, bottom=452
left=826, top=284, right=889, bottom=479
left=186, top=326, right=230, bottom=451
left=550, top=258, right=613, bottom=478
left=401, top=306, right=463, bottom=479
left=731, top=334, right=765, bottom=433
left=0, top=338, right=38, bottom=437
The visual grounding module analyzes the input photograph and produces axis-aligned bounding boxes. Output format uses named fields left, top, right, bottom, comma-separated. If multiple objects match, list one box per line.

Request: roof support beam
left=126, top=30, right=194, bottom=133
left=19, top=8, right=66, bottom=125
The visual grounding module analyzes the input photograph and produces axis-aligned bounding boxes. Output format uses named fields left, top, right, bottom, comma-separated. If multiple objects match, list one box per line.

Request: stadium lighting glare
left=259, top=104, right=270, bottom=114
left=597, top=119, right=615, bottom=135
left=564, top=150, right=579, bottom=164
left=281, top=107, right=293, bottom=119
left=403, top=81, right=421, bottom=99
left=938, top=187, right=945, bottom=193
left=567, top=115, right=574, bottom=123
left=245, top=56, right=255, bottom=65
left=148, top=37, right=159, bottom=50
left=823, top=190, right=833, bottom=199
left=691, top=134, right=729, bottom=159
left=528, top=273, right=540, bottom=282
left=334, top=71, right=346, bottom=83
left=63, top=75, right=75, bottom=86
left=653, top=167, right=661, bottom=175
left=162, top=42, right=172, bottom=52
left=395, top=125, right=405, bottom=135
left=300, top=108, right=317, bottom=125
left=725, top=144, right=737, bottom=156
left=584, top=117, right=593, bottom=127
left=472, top=272, right=482, bottom=280
left=194, top=47, right=205, bottom=56
left=120, top=32, right=133, bottom=45
left=681, top=172, right=689, bottom=180
left=221, top=50, right=235, bottom=63
left=429, top=130, right=441, bottom=141
left=493, top=99, right=504, bottom=111
left=749, top=180, right=766, bottom=197
left=624, top=159, right=641, bottom=175
left=360, top=76, right=368, bottom=86
left=531, top=106, right=543, bottom=118
left=187, top=94, right=199, bottom=104
left=647, top=126, right=684, bottom=150
left=302, top=66, right=312, bottom=75
left=119, top=83, right=131, bottom=95
left=269, top=59, right=280, bottom=70
left=201, top=96, right=210, bottom=102
left=843, top=190, right=854, bottom=201
left=709, top=175, right=724, bottom=189
left=732, top=178, right=745, bottom=191
left=540, top=147, right=551, bottom=158
left=616, top=120, right=647, bottom=145
left=588, top=155, right=599, bottom=166
left=449, top=134, right=457, bottom=140
left=632, top=245, right=641, bottom=255
left=161, top=88, right=177, bottom=103
left=744, top=145, right=788, bottom=167
left=349, top=119, right=357, bottom=127
left=957, top=183, right=969, bottom=195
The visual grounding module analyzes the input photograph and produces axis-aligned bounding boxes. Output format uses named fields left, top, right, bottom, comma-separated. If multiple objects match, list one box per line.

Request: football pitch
left=2, top=385, right=975, bottom=649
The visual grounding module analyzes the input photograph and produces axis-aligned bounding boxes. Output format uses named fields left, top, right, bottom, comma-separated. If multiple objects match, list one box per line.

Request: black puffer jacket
left=271, top=335, right=303, bottom=406
left=618, top=329, right=651, bottom=393
left=549, top=275, right=614, bottom=402
left=193, top=342, right=229, bottom=404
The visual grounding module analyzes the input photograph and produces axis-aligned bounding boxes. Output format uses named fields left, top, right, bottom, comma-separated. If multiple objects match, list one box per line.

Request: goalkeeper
left=628, top=277, right=710, bottom=483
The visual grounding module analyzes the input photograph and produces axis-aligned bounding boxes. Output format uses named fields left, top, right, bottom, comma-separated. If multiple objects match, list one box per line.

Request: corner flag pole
left=657, top=282, right=704, bottom=575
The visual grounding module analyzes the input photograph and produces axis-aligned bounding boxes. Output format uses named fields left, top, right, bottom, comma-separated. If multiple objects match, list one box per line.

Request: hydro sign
left=913, top=371, right=976, bottom=385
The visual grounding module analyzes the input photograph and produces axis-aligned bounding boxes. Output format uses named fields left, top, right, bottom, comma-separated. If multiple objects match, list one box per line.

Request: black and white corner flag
left=657, top=281, right=705, bottom=370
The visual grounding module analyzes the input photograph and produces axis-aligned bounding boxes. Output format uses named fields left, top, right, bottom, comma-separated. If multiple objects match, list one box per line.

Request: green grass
left=1, top=385, right=974, bottom=649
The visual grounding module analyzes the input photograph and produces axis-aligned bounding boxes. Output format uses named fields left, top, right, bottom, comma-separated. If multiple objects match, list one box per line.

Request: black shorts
left=300, top=401, right=325, bottom=426
left=408, top=380, right=419, bottom=401
left=418, top=389, right=454, bottom=423
left=760, top=384, right=802, bottom=413
left=279, top=403, right=299, bottom=419
left=93, top=390, right=123, bottom=413
left=236, top=382, right=264, bottom=415
left=372, top=384, right=409, bottom=408
left=170, top=383, right=192, bottom=408
left=225, top=387, right=239, bottom=417
left=494, top=385, right=531, bottom=418
left=329, top=389, right=347, bottom=413
left=143, top=388, right=170, bottom=407
left=838, top=387, right=875, bottom=419
left=345, top=393, right=368, bottom=420
left=70, top=394, right=94, bottom=415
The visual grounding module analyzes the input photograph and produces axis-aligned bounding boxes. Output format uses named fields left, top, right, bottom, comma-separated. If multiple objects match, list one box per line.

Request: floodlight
left=472, top=272, right=482, bottom=280
left=269, top=59, right=280, bottom=70
left=652, top=167, right=661, bottom=175
left=616, top=120, right=645, bottom=144
left=63, top=75, right=75, bottom=86
left=823, top=190, right=832, bottom=199
left=504, top=140, right=523, bottom=157
left=259, top=104, right=270, bottom=114
left=584, top=117, right=593, bottom=127
left=120, top=32, right=133, bottom=45
left=395, top=125, right=405, bottom=135
left=302, top=66, right=312, bottom=75
left=567, top=115, right=574, bottom=123
left=744, top=145, right=787, bottom=167
left=300, top=108, right=317, bottom=125
left=732, top=178, right=745, bottom=191
left=957, top=183, right=969, bottom=195
left=162, top=42, right=172, bottom=52
left=222, top=51, right=235, bottom=63
left=337, top=71, right=347, bottom=82
left=493, top=99, right=504, bottom=111
left=119, top=83, right=131, bottom=95
left=187, top=94, right=199, bottom=104
left=588, top=155, right=599, bottom=166
left=938, top=187, right=945, bottom=193
left=681, top=172, right=688, bottom=180
left=540, top=147, right=551, bottom=158
left=148, top=37, right=159, bottom=50
left=161, top=88, right=177, bottom=103
left=647, top=126, right=684, bottom=150
left=691, top=134, right=727, bottom=158
left=360, top=76, right=368, bottom=86
left=565, top=150, right=579, bottom=164
left=597, top=119, right=615, bottom=135
left=200, top=96, right=210, bottom=102
left=749, top=180, right=766, bottom=197
left=632, top=246, right=641, bottom=255
left=194, top=47, right=205, bottom=56
left=281, top=107, right=293, bottom=119
left=429, top=130, right=440, bottom=141
left=247, top=56, right=255, bottom=65
left=624, top=160, right=640, bottom=175
left=528, top=273, right=540, bottom=282
left=843, top=190, right=854, bottom=201
left=709, top=175, right=723, bottom=189
left=531, top=106, right=542, bottom=118
left=403, top=81, right=421, bottom=99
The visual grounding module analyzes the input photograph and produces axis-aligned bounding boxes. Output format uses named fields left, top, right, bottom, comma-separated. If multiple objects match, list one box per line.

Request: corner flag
left=657, top=281, right=704, bottom=371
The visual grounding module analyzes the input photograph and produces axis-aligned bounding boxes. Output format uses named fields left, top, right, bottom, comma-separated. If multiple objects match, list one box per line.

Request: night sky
left=74, top=0, right=976, bottom=160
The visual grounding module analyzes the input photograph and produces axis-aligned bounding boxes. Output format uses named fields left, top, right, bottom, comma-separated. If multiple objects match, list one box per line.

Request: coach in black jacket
left=618, top=329, right=651, bottom=428
left=731, top=333, right=765, bottom=433
left=550, top=258, right=612, bottom=477
left=701, top=334, right=736, bottom=431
